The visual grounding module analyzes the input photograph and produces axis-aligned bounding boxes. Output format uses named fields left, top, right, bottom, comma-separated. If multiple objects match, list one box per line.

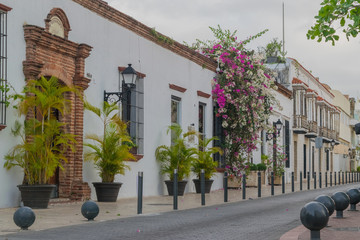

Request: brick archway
left=22, top=12, right=92, bottom=200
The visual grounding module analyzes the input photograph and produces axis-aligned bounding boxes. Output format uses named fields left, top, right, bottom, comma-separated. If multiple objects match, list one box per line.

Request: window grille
left=0, top=9, right=8, bottom=127
left=122, top=79, right=144, bottom=154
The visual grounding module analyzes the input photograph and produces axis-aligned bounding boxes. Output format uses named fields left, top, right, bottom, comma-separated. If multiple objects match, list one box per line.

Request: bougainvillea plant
left=189, top=26, right=280, bottom=177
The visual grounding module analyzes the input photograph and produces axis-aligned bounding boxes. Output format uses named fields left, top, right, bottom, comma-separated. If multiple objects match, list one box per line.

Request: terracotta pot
left=227, top=176, right=242, bottom=189
left=246, top=171, right=265, bottom=187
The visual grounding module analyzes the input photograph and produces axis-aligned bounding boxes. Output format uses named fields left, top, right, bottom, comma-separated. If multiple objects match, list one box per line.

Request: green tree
left=307, top=0, right=360, bottom=45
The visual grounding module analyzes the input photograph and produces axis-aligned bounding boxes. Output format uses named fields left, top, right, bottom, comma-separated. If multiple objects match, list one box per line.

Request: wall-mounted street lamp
left=348, top=148, right=353, bottom=159
left=104, top=64, right=137, bottom=104
left=266, top=119, right=283, bottom=141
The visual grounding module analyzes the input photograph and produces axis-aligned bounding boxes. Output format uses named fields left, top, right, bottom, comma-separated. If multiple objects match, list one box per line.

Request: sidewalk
left=0, top=181, right=358, bottom=239
left=280, top=206, right=360, bottom=240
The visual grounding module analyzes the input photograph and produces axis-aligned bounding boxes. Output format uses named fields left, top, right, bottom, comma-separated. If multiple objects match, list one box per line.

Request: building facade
left=0, top=0, right=220, bottom=208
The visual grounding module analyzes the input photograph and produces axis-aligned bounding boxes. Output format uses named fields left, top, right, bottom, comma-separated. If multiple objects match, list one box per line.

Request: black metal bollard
left=201, top=169, right=205, bottom=206
left=258, top=171, right=261, bottom=198
left=346, top=172, right=348, bottom=184
left=342, top=172, right=344, bottom=185
left=334, top=172, right=337, bottom=185
left=346, top=188, right=360, bottom=211
left=282, top=172, right=285, bottom=194
left=300, top=171, right=303, bottom=191
left=242, top=174, right=246, bottom=200
left=319, top=172, right=322, bottom=189
left=330, top=172, right=332, bottom=187
left=173, top=169, right=178, bottom=210
left=291, top=172, right=294, bottom=192
left=331, top=192, right=350, bottom=218
left=315, top=195, right=335, bottom=217
left=224, top=172, right=228, bottom=203
left=137, top=171, right=143, bottom=214
left=314, top=172, right=317, bottom=189
left=300, top=201, right=329, bottom=240
left=271, top=172, right=274, bottom=196
left=81, top=201, right=99, bottom=221
left=352, top=172, right=354, bottom=183
left=338, top=171, right=340, bottom=185
left=325, top=172, right=328, bottom=188
left=307, top=172, right=310, bottom=190
left=14, top=207, right=36, bottom=230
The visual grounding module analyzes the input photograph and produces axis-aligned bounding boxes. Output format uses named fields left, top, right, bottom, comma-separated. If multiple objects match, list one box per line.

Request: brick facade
left=22, top=10, right=92, bottom=201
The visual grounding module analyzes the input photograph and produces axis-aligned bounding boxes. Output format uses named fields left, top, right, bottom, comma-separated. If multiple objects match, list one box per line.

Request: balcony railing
left=319, top=127, right=331, bottom=139
left=294, top=115, right=309, bottom=130
left=308, top=121, right=318, bottom=133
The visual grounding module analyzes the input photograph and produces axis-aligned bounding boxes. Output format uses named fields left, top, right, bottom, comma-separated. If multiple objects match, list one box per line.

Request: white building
left=0, top=0, right=221, bottom=208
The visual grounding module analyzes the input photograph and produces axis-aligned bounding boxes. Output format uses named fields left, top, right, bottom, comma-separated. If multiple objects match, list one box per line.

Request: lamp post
left=104, top=64, right=137, bottom=104
left=330, top=139, right=335, bottom=150
left=266, top=119, right=283, bottom=141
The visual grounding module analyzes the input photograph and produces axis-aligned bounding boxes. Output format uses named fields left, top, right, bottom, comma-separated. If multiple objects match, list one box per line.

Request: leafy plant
left=84, top=101, right=134, bottom=183
left=189, top=25, right=279, bottom=177
left=155, top=124, right=197, bottom=181
left=257, top=163, right=267, bottom=171
left=308, top=0, right=360, bottom=45
left=192, top=136, right=222, bottom=180
left=261, top=38, right=287, bottom=63
left=248, top=163, right=258, bottom=171
left=357, top=166, right=360, bottom=172
left=150, top=27, right=174, bottom=45
left=0, top=79, right=10, bottom=107
left=4, top=76, right=77, bottom=185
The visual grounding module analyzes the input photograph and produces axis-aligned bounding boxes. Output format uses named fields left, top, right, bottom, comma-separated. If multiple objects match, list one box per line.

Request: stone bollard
left=81, top=200, right=99, bottom=221
left=346, top=188, right=360, bottom=211
left=13, top=207, right=36, bottom=230
left=315, top=195, right=335, bottom=217
left=300, top=201, right=329, bottom=240
left=331, top=192, right=350, bottom=218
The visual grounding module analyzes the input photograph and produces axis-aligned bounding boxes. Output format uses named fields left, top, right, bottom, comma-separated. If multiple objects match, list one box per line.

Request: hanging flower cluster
left=191, top=26, right=279, bottom=176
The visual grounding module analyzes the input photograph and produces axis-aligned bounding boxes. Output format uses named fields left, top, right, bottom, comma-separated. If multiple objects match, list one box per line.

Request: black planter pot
left=93, top=182, right=122, bottom=202
left=18, top=185, right=56, bottom=209
left=193, top=179, right=214, bottom=193
left=164, top=180, right=187, bottom=196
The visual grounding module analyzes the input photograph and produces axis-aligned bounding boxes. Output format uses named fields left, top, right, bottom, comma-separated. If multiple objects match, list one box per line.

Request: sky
left=108, top=0, right=360, bottom=99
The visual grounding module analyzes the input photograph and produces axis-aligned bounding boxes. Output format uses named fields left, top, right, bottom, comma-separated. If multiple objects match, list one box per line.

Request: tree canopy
left=307, top=0, right=360, bottom=45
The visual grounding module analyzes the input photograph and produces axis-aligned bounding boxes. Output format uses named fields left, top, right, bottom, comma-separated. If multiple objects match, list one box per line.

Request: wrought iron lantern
left=266, top=119, right=283, bottom=141
left=104, top=64, right=137, bottom=104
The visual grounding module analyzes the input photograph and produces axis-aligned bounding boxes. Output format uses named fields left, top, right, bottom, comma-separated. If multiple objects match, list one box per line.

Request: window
left=0, top=6, right=10, bottom=128
left=198, top=102, right=206, bottom=145
left=213, top=106, right=225, bottom=168
left=122, top=78, right=144, bottom=154
left=171, top=96, right=181, bottom=143
left=171, top=96, right=181, bottom=125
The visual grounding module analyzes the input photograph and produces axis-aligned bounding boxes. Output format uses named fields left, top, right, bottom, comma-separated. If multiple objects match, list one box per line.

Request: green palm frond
left=84, top=101, right=134, bottom=182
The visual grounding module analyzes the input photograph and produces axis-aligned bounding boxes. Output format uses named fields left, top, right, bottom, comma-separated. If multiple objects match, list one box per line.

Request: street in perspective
left=1, top=0, right=360, bottom=239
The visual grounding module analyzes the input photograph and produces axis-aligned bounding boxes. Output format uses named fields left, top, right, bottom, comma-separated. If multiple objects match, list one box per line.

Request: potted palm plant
left=191, top=136, right=222, bottom=193
left=155, top=124, right=196, bottom=196
left=84, top=101, right=134, bottom=202
left=4, top=76, right=76, bottom=208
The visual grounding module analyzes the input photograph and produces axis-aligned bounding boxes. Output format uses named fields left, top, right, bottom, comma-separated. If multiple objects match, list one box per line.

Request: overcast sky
left=108, top=0, right=360, bottom=98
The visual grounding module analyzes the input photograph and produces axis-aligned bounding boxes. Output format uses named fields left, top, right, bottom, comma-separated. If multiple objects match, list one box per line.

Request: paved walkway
left=0, top=181, right=359, bottom=239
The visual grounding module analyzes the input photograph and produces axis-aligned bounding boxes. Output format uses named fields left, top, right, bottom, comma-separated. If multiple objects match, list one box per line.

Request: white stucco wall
left=0, top=0, right=219, bottom=207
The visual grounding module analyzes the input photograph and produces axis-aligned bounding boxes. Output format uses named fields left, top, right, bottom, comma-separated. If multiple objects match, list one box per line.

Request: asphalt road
left=2, top=183, right=359, bottom=240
